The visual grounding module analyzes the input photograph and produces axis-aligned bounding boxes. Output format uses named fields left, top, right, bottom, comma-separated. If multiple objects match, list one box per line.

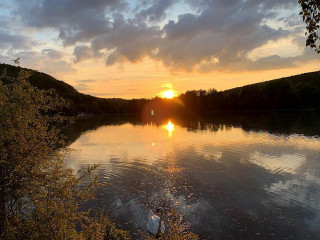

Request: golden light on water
left=161, top=90, right=175, bottom=99
left=164, top=120, right=175, bottom=137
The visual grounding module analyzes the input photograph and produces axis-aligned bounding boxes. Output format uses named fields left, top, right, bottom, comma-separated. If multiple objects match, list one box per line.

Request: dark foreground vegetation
left=0, top=70, right=133, bottom=239
left=0, top=67, right=199, bottom=239
left=1, top=63, right=320, bottom=117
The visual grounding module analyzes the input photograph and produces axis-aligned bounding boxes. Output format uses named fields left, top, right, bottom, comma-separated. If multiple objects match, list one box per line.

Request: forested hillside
left=178, top=71, right=320, bottom=112
left=1, top=63, right=319, bottom=115
left=0, top=63, right=133, bottom=115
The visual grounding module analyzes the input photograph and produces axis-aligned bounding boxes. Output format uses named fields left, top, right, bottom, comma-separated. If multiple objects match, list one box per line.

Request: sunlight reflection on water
left=65, top=114, right=320, bottom=239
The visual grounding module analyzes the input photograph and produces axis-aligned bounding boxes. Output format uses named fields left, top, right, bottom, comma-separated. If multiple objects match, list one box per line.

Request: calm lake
left=64, top=112, right=320, bottom=239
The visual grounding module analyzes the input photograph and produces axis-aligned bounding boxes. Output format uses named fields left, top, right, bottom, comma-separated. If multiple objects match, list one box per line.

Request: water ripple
left=67, top=118, right=320, bottom=239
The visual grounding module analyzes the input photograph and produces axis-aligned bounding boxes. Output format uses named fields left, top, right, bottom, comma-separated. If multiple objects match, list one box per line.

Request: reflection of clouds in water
left=202, top=147, right=223, bottom=162
left=204, top=152, right=223, bottom=162
left=265, top=170, right=320, bottom=235
left=266, top=171, right=320, bottom=211
left=249, top=152, right=306, bottom=174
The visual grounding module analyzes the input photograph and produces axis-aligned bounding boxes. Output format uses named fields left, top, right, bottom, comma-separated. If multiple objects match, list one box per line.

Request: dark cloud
left=14, top=0, right=129, bottom=45
left=42, top=49, right=63, bottom=59
left=278, top=14, right=304, bottom=28
left=8, top=0, right=314, bottom=72
left=186, top=0, right=296, bottom=11
left=155, top=2, right=290, bottom=71
left=0, top=30, right=32, bottom=49
left=90, top=14, right=161, bottom=65
left=0, top=15, right=11, bottom=29
left=0, top=2, right=10, bottom=9
left=73, top=45, right=93, bottom=62
left=199, top=43, right=319, bottom=73
left=255, top=55, right=296, bottom=69
left=136, top=0, right=175, bottom=22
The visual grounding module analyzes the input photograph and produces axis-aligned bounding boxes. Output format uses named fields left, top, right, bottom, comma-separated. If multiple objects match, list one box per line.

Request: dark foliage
left=299, top=0, right=320, bottom=53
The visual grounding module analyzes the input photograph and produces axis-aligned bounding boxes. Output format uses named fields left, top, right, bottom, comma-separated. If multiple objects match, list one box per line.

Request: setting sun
left=161, top=90, right=175, bottom=99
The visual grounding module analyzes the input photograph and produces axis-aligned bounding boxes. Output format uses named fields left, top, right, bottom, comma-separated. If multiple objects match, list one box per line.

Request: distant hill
left=0, top=63, right=134, bottom=115
left=1, top=63, right=319, bottom=115
left=178, top=71, right=320, bottom=112
left=222, top=71, right=320, bottom=110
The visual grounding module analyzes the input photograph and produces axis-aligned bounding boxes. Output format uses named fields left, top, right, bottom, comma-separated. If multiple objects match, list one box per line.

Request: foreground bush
left=0, top=70, right=129, bottom=240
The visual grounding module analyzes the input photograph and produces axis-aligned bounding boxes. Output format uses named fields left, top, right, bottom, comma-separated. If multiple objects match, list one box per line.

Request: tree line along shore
left=1, top=63, right=320, bottom=116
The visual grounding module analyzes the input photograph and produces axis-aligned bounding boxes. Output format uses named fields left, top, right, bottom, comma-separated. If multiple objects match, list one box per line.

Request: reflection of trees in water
left=170, top=111, right=320, bottom=137
left=64, top=111, right=320, bottom=146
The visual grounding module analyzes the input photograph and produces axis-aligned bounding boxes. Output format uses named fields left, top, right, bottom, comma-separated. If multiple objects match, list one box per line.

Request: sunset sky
left=0, top=0, right=319, bottom=99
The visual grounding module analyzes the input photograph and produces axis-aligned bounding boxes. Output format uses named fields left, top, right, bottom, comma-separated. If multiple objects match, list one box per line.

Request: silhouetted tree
left=299, top=0, right=320, bottom=53
left=11, top=58, right=20, bottom=66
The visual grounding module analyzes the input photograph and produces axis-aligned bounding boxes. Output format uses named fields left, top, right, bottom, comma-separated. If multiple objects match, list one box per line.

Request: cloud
left=74, top=83, right=91, bottom=91
left=8, top=0, right=315, bottom=73
left=40, top=60, right=76, bottom=74
left=136, top=0, right=175, bottom=22
left=0, top=15, right=12, bottom=30
left=0, top=2, right=11, bottom=9
left=161, top=83, right=173, bottom=89
left=76, top=79, right=96, bottom=83
left=155, top=2, right=290, bottom=71
left=91, top=14, right=161, bottom=65
left=0, top=49, right=76, bottom=75
left=0, top=30, right=33, bottom=49
left=86, top=92, right=122, bottom=96
left=42, top=49, right=63, bottom=59
left=13, top=0, right=129, bottom=45
left=0, top=50, right=44, bottom=67
left=278, top=13, right=304, bottom=28
left=73, top=45, right=94, bottom=62
left=185, top=0, right=296, bottom=11
left=74, top=79, right=97, bottom=91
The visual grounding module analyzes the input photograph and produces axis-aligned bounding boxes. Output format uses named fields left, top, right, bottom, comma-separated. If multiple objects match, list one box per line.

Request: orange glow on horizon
left=62, top=57, right=320, bottom=99
left=161, top=90, right=175, bottom=99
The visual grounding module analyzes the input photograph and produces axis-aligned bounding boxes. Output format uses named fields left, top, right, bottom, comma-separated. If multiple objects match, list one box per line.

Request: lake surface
left=64, top=112, right=320, bottom=239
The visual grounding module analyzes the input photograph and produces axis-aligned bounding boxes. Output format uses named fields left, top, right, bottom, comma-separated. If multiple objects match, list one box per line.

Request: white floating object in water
left=147, top=209, right=165, bottom=235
